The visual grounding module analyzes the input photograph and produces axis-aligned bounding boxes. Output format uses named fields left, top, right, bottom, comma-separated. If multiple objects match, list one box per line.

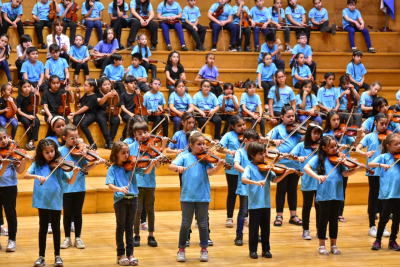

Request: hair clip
left=309, top=123, right=323, bottom=130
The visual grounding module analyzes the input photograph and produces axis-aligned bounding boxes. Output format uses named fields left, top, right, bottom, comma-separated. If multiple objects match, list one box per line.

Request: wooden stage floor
left=1, top=205, right=399, bottom=266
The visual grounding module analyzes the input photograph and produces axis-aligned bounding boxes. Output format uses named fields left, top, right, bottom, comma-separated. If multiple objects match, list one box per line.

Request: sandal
left=116, top=256, right=130, bottom=266
left=1, top=225, right=8, bottom=236
left=338, top=216, right=347, bottom=223
left=26, top=141, right=35, bottom=151
left=318, top=246, right=329, bottom=255
left=273, top=216, right=283, bottom=227
left=289, top=215, right=303, bottom=226
left=331, top=245, right=341, bottom=255
left=226, top=218, right=233, bottom=228
left=128, top=255, right=139, bottom=266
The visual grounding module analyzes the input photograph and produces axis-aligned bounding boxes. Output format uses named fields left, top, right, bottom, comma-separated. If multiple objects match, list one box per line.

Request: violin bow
left=199, top=113, right=213, bottom=132
left=385, top=156, right=400, bottom=172
left=261, top=153, right=280, bottom=189
left=4, top=125, right=34, bottom=160
left=126, top=139, right=143, bottom=191
left=282, top=115, right=312, bottom=144
left=305, top=146, right=319, bottom=161
left=372, top=126, right=400, bottom=156
left=183, top=143, right=222, bottom=173
left=324, top=146, right=353, bottom=181
left=75, top=139, right=98, bottom=167
left=5, top=117, right=15, bottom=128
left=338, top=107, right=354, bottom=145
left=75, top=114, right=86, bottom=128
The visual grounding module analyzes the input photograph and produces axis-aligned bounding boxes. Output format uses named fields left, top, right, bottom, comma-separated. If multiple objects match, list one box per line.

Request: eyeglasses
left=277, top=76, right=285, bottom=79
left=299, top=37, right=307, bottom=40
left=69, top=136, right=80, bottom=141
left=153, top=83, right=162, bottom=87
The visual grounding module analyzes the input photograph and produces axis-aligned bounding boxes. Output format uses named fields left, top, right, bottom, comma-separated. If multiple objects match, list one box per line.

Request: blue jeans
left=172, top=116, right=181, bottom=134
left=160, top=22, right=185, bottom=46
left=236, top=195, right=248, bottom=236
left=84, top=20, right=103, bottom=44
left=252, top=27, right=269, bottom=47
left=0, top=61, right=11, bottom=82
left=344, top=25, right=372, bottom=49
left=179, top=202, right=209, bottom=249
left=210, top=22, right=238, bottom=45
left=0, top=114, right=18, bottom=139
left=299, top=114, right=323, bottom=125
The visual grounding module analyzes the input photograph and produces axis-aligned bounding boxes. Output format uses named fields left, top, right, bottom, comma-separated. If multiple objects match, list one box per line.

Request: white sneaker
left=177, top=250, right=186, bottom=262
left=200, top=249, right=209, bottom=262
left=60, top=237, right=72, bottom=249
left=141, top=222, right=148, bottom=231
left=302, top=230, right=312, bottom=240
left=244, top=217, right=249, bottom=227
left=285, top=45, right=293, bottom=52
left=368, top=226, right=377, bottom=238
left=226, top=218, right=233, bottom=228
left=6, top=239, right=16, bottom=252
left=383, top=227, right=390, bottom=237
left=1, top=225, right=8, bottom=236
left=71, top=222, right=75, bottom=233
left=74, top=237, right=86, bottom=249
left=47, top=223, right=52, bottom=234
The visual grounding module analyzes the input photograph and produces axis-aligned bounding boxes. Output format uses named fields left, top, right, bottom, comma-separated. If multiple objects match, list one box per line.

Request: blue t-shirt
left=28, top=161, right=70, bottom=210
left=106, top=164, right=138, bottom=203
left=258, top=43, right=278, bottom=61
left=232, top=5, right=250, bottom=25
left=358, top=91, right=374, bottom=113
left=337, top=86, right=355, bottom=110
left=130, top=1, right=153, bottom=17
left=323, top=130, right=355, bottom=154
left=292, top=64, right=311, bottom=86
left=21, top=60, right=44, bottom=83
left=0, top=163, right=17, bottom=187
left=240, top=92, right=261, bottom=112
left=308, top=7, right=328, bottom=26
left=169, top=130, right=187, bottom=150
left=69, top=45, right=89, bottom=61
left=285, top=5, right=305, bottom=25
left=182, top=5, right=201, bottom=23
left=94, top=39, right=119, bottom=53
left=360, top=132, right=381, bottom=176
left=169, top=91, right=192, bottom=111
left=342, top=8, right=361, bottom=29
left=268, top=7, right=285, bottom=23
left=396, top=89, right=400, bottom=110
left=131, top=44, right=152, bottom=58
left=256, top=62, right=277, bottom=82
left=220, top=131, right=241, bottom=175
left=296, top=93, right=317, bottom=111
left=104, top=64, right=125, bottom=81
left=362, top=116, right=400, bottom=133
left=250, top=6, right=270, bottom=23
left=218, top=94, right=238, bottom=112
left=172, top=152, right=213, bottom=202
left=233, top=148, right=251, bottom=196
left=32, top=1, right=53, bottom=21
left=127, top=65, right=148, bottom=78
left=44, top=58, right=69, bottom=81
left=267, top=85, right=295, bottom=112
left=123, top=137, right=135, bottom=145
left=290, top=142, right=318, bottom=191
left=45, top=136, right=61, bottom=147
left=143, top=91, right=166, bottom=112
left=243, top=163, right=275, bottom=209
left=198, top=64, right=219, bottom=80
left=290, top=44, right=313, bottom=65
left=59, top=146, right=89, bottom=193
left=346, top=62, right=367, bottom=83
left=372, top=153, right=400, bottom=199
left=108, top=2, right=130, bottom=22
left=157, top=1, right=182, bottom=17
left=81, top=1, right=105, bottom=20
left=209, top=2, right=233, bottom=21
left=2, top=2, right=23, bottom=21
left=128, top=142, right=156, bottom=188
left=317, top=87, right=340, bottom=109
left=193, top=91, right=219, bottom=111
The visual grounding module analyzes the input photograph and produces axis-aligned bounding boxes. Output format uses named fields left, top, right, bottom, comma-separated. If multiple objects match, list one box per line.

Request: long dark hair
left=34, top=139, right=61, bottom=167
left=294, top=52, right=305, bottom=75
left=166, top=51, right=183, bottom=68
left=0, top=34, right=10, bottom=60
left=287, top=0, right=296, bottom=12
left=316, top=135, right=335, bottom=175
left=320, top=72, right=335, bottom=88
left=274, top=69, right=286, bottom=102
left=228, top=115, right=245, bottom=132
left=372, top=96, right=388, bottom=116
left=323, top=110, right=340, bottom=133
left=135, top=0, right=149, bottom=14
left=113, top=0, right=125, bottom=14
left=299, top=79, right=312, bottom=104
left=136, top=33, right=149, bottom=58
left=304, top=122, right=323, bottom=149
left=103, top=27, right=115, bottom=43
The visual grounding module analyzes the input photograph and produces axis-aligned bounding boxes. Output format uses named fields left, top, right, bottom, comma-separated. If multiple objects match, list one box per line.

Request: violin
left=345, top=76, right=356, bottom=112
left=106, top=86, right=120, bottom=120
left=49, top=156, right=76, bottom=172
left=378, top=130, right=393, bottom=142
left=149, top=109, right=166, bottom=116
left=48, top=1, right=57, bottom=21
left=165, top=19, right=180, bottom=24
left=4, top=98, right=16, bottom=119
left=212, top=0, right=231, bottom=19
left=143, top=59, right=167, bottom=65
left=0, top=155, right=21, bottom=166
left=123, top=155, right=153, bottom=171
left=240, top=111, right=271, bottom=121
left=150, top=134, right=177, bottom=144
left=209, top=80, right=223, bottom=86
left=235, top=81, right=245, bottom=89
left=27, top=87, right=40, bottom=115
left=134, top=94, right=147, bottom=116
left=66, top=0, right=78, bottom=22
left=196, top=151, right=232, bottom=170
left=253, top=22, right=265, bottom=28
left=23, top=20, right=35, bottom=26
left=297, top=109, right=326, bottom=117
left=139, top=139, right=171, bottom=163
left=286, top=123, right=307, bottom=135
left=74, top=82, right=81, bottom=112
left=238, top=9, right=249, bottom=29
left=328, top=152, right=374, bottom=174
left=167, top=79, right=197, bottom=86
left=387, top=110, right=400, bottom=123
left=333, top=124, right=359, bottom=138
left=58, top=85, right=72, bottom=117
left=0, top=141, right=31, bottom=162
left=218, top=110, right=238, bottom=116
left=258, top=161, right=303, bottom=176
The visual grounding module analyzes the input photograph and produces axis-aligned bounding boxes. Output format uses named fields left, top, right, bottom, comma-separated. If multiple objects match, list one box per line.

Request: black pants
left=317, top=200, right=341, bottom=240
left=237, top=26, right=251, bottom=48
left=17, top=114, right=40, bottom=142
left=351, top=81, right=370, bottom=92
left=38, top=209, right=61, bottom=257
left=294, top=82, right=319, bottom=95
left=128, top=19, right=158, bottom=46
left=96, top=110, right=120, bottom=142
left=377, top=198, right=400, bottom=241
left=137, top=81, right=150, bottom=93
left=114, top=81, right=126, bottom=95
left=59, top=52, right=70, bottom=65
left=45, top=113, right=69, bottom=137
left=339, top=110, right=362, bottom=128
left=249, top=208, right=270, bottom=253
left=111, top=17, right=129, bottom=46
left=73, top=113, right=96, bottom=144
left=63, top=20, right=77, bottom=45
left=15, top=59, right=24, bottom=80
left=0, top=186, right=17, bottom=241
left=302, top=190, right=319, bottom=231
left=246, top=117, right=265, bottom=137
left=220, top=114, right=234, bottom=136
left=134, top=188, right=155, bottom=235
left=211, top=84, right=222, bottom=98
left=368, top=176, right=381, bottom=228
left=1, top=20, right=24, bottom=38
left=63, top=191, right=85, bottom=238
left=269, top=25, right=290, bottom=44
left=114, top=198, right=138, bottom=256
left=71, top=62, right=89, bottom=76
left=338, top=177, right=348, bottom=217
left=196, top=115, right=222, bottom=140
left=140, top=61, right=157, bottom=79
left=95, top=57, right=112, bottom=75
left=121, top=112, right=133, bottom=139
left=310, top=21, right=334, bottom=32
left=261, top=81, right=275, bottom=104
left=290, top=26, right=310, bottom=44
left=275, top=172, right=300, bottom=213
left=226, top=174, right=238, bottom=218
left=182, top=23, right=206, bottom=48
left=34, top=20, right=54, bottom=45
left=148, top=114, right=169, bottom=137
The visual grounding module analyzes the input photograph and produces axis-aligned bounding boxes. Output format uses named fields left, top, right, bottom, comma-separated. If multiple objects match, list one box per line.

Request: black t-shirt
left=0, top=96, right=15, bottom=111
left=41, top=88, right=66, bottom=114
left=96, top=91, right=108, bottom=112
left=165, top=64, right=185, bottom=81
left=119, top=91, right=137, bottom=116
left=16, top=92, right=35, bottom=114
left=80, top=93, right=98, bottom=114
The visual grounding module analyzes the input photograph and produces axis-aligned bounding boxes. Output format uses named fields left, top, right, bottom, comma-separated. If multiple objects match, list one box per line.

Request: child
left=0, top=127, right=30, bottom=252
left=81, top=0, right=105, bottom=49
left=46, top=19, right=70, bottom=63
left=44, top=44, right=69, bottom=91
left=126, top=52, right=150, bottom=92
left=267, top=69, right=296, bottom=123
left=131, top=34, right=157, bottom=79
left=219, top=115, right=247, bottom=227
left=241, top=81, right=265, bottom=136
left=343, top=0, right=375, bottom=53
left=337, top=75, right=362, bottom=127
left=309, top=0, right=336, bottom=35
left=1, top=0, right=24, bottom=39
left=104, top=53, right=126, bottom=95
left=128, top=0, right=158, bottom=50
left=108, top=0, right=129, bottom=50
left=218, top=83, right=239, bottom=135
left=123, top=115, right=147, bottom=145
left=296, top=80, right=322, bottom=125
left=193, top=80, right=222, bottom=140
left=165, top=51, right=187, bottom=94
left=195, top=53, right=223, bottom=97
left=91, top=27, right=119, bottom=74
left=233, top=0, right=252, bottom=52
left=119, top=75, right=140, bottom=140
left=16, top=79, right=41, bottom=150
left=292, top=52, right=318, bottom=95
left=268, top=0, right=291, bottom=52
left=69, top=35, right=90, bottom=83
left=369, top=133, right=400, bottom=251
left=290, top=33, right=316, bottom=81
left=257, top=32, right=284, bottom=71
left=32, top=0, right=59, bottom=49
left=242, top=141, right=294, bottom=259
left=250, top=0, right=271, bottom=52
left=317, top=72, right=340, bottom=113
left=359, top=82, right=381, bottom=118
left=21, top=47, right=45, bottom=90
left=46, top=116, right=66, bottom=147
left=156, top=0, right=188, bottom=51
left=361, top=97, right=400, bottom=134
left=182, top=0, right=206, bottom=51
left=267, top=106, right=302, bottom=227
left=285, top=0, right=310, bottom=44
left=58, top=0, right=78, bottom=45
left=346, top=50, right=370, bottom=92
left=15, top=34, right=32, bottom=80
left=168, top=79, right=195, bottom=133
left=290, top=123, right=322, bottom=240
left=0, top=34, right=12, bottom=84
left=169, top=131, right=225, bottom=262
left=166, top=112, right=195, bottom=156
left=25, top=139, right=80, bottom=267
left=232, top=129, right=260, bottom=245
left=304, top=135, right=364, bottom=255
left=208, top=0, right=238, bottom=52
left=257, top=52, right=277, bottom=107
left=0, top=83, right=18, bottom=139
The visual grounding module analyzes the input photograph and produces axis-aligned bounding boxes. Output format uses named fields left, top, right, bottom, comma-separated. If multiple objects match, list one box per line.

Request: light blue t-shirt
left=198, top=64, right=219, bottom=80
left=209, top=2, right=233, bottom=21
left=360, top=132, right=381, bottom=176
left=323, top=130, right=355, bottom=154
left=290, top=44, right=313, bottom=65
left=28, top=161, right=70, bottom=210
left=59, top=146, right=89, bottom=193
left=123, top=137, right=135, bottom=145
left=296, top=93, right=317, bottom=111
left=268, top=7, right=285, bottom=23
left=127, top=65, right=148, bottom=78
left=361, top=116, right=400, bottom=133
left=342, top=8, right=361, bottom=29
left=218, top=94, right=238, bottom=112
left=143, top=91, right=166, bottom=112
left=128, top=142, right=156, bottom=188
left=308, top=7, right=328, bottom=26
left=130, top=1, right=153, bottom=17
left=240, top=92, right=262, bottom=112
left=108, top=2, right=130, bottom=22
left=32, top=1, right=53, bottom=21
left=243, top=163, right=275, bottom=209
left=346, top=62, right=367, bottom=83
left=285, top=5, right=306, bottom=25
left=317, top=87, right=340, bottom=110
left=21, top=60, right=45, bottom=83
left=358, top=91, right=374, bottom=113
left=193, top=91, right=219, bottom=111
left=168, top=91, right=192, bottom=111
left=372, top=153, right=400, bottom=199
left=131, top=44, right=152, bottom=58
left=45, top=136, right=61, bottom=147
left=182, top=5, right=201, bottom=23
left=220, top=131, right=241, bottom=175
left=258, top=43, right=278, bottom=61
left=233, top=148, right=251, bottom=196
left=105, top=164, right=138, bottom=203
left=292, top=64, right=311, bottom=86
left=232, top=5, right=250, bottom=25
left=157, top=1, right=182, bottom=17
left=104, top=64, right=125, bottom=81
left=256, top=62, right=277, bottom=82
left=94, top=39, right=119, bottom=53
left=2, top=2, right=23, bottom=21
left=69, top=45, right=89, bottom=61
left=290, top=142, right=318, bottom=191
left=81, top=1, right=105, bottom=20
left=44, top=58, right=69, bottom=81
left=169, top=130, right=187, bottom=150
left=338, top=86, right=355, bottom=110
left=396, top=89, right=400, bottom=110
left=172, top=152, right=213, bottom=202
left=250, top=6, right=270, bottom=23
left=267, top=85, right=295, bottom=112
left=0, top=163, right=17, bottom=187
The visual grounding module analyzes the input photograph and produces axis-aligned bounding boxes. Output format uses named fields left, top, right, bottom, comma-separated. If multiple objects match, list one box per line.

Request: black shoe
left=91, top=143, right=98, bottom=150
left=117, top=44, right=126, bottom=50
left=133, top=236, right=140, bottom=247
left=41, top=43, right=47, bottom=49
left=229, top=45, right=237, bottom=52
left=148, top=236, right=158, bottom=247
left=195, top=45, right=206, bottom=52
left=331, top=24, right=336, bottom=36
left=211, top=45, right=217, bottom=52
left=234, top=235, right=243, bottom=246
left=87, top=44, right=94, bottom=50
left=258, top=235, right=261, bottom=243
left=236, top=46, right=242, bottom=52
left=181, top=46, right=188, bottom=51
left=54, top=256, right=63, bottom=267
left=167, top=45, right=172, bottom=51
left=151, top=45, right=157, bottom=51
left=390, top=214, right=393, bottom=220
left=250, top=252, right=258, bottom=259
left=104, top=142, right=109, bottom=149
left=321, top=26, right=330, bottom=33
left=208, top=238, right=213, bottom=246
left=244, top=46, right=252, bottom=52
left=255, top=46, right=260, bottom=52
left=262, top=251, right=272, bottom=258
left=127, top=43, right=133, bottom=50
left=108, top=141, right=113, bottom=150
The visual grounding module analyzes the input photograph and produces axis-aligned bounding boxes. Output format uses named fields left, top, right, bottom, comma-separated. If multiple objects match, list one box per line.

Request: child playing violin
left=296, top=80, right=322, bottom=125
left=361, top=97, right=400, bottom=134
left=233, top=0, right=252, bottom=52
left=240, top=81, right=265, bottom=136
left=126, top=52, right=150, bottom=92
left=337, top=75, right=361, bottom=127
left=166, top=112, right=195, bottom=157
left=119, top=75, right=141, bottom=140
left=123, top=115, right=147, bottom=145
left=303, top=135, right=365, bottom=255
left=317, top=72, right=340, bottom=113
left=0, top=83, right=18, bottom=140
left=218, top=83, right=239, bottom=136
left=195, top=53, right=223, bottom=97
left=359, top=82, right=381, bottom=118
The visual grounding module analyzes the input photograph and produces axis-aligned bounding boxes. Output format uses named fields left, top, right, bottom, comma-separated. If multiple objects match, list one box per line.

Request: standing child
left=0, top=83, right=18, bottom=139
left=45, top=116, right=66, bottom=147
left=168, top=79, right=195, bottom=133
left=257, top=52, right=277, bottom=107
left=1, top=0, right=24, bottom=39
left=81, top=0, right=105, bottom=49
left=165, top=51, right=187, bottom=94
left=166, top=112, right=195, bottom=156
left=32, top=0, right=60, bottom=49
left=58, top=0, right=78, bottom=45
left=250, top=0, right=271, bottom=52
left=104, top=53, right=127, bottom=95
left=119, top=75, right=140, bottom=140
left=126, top=51, right=151, bottom=92
left=182, top=0, right=206, bottom=51
left=346, top=50, right=370, bottom=92
left=296, top=80, right=322, bottom=125
left=69, top=35, right=90, bottom=83
left=0, top=34, right=12, bottom=84
left=233, top=0, right=252, bottom=52
left=337, top=75, right=362, bottom=127
left=285, top=0, right=310, bottom=44
left=91, top=27, right=119, bottom=74
left=292, top=52, right=318, bottom=95
left=131, top=34, right=157, bottom=79
left=123, top=115, right=146, bottom=145
left=195, top=53, right=223, bottom=97
left=268, top=0, right=291, bottom=52
left=108, top=0, right=130, bottom=50
left=218, top=83, right=239, bottom=136
left=290, top=33, right=317, bottom=82
left=15, top=34, right=32, bottom=80
left=21, top=47, right=45, bottom=90
left=46, top=19, right=70, bottom=63
left=44, top=44, right=69, bottom=92
left=359, top=82, right=381, bottom=118
left=317, top=72, right=340, bottom=113
left=240, top=81, right=265, bottom=136
left=25, top=139, right=80, bottom=267
left=257, top=32, right=284, bottom=70
left=309, top=0, right=336, bottom=35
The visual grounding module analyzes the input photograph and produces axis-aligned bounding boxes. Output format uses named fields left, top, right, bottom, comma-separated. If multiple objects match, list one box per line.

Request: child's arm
left=232, top=96, right=240, bottom=111
left=361, top=104, right=373, bottom=113
left=121, top=105, right=135, bottom=117
left=44, top=69, right=50, bottom=80
left=187, top=103, right=195, bottom=113
left=272, top=168, right=296, bottom=183
left=108, top=183, right=129, bottom=195
left=207, top=159, right=225, bottom=176
left=303, top=164, right=327, bottom=183
left=136, top=76, right=147, bottom=83
left=43, top=104, right=52, bottom=122
left=66, top=166, right=80, bottom=185
left=359, top=74, right=365, bottom=86
left=38, top=73, right=44, bottom=86
left=169, top=163, right=186, bottom=173
left=257, top=73, right=263, bottom=89
left=290, top=100, right=296, bottom=113
left=334, top=98, right=340, bottom=111
left=65, top=86, right=74, bottom=102
left=351, top=84, right=361, bottom=101
left=83, top=160, right=104, bottom=173
left=15, top=157, right=32, bottom=174
left=209, top=104, right=220, bottom=116
left=294, top=73, right=307, bottom=82
left=342, top=165, right=365, bottom=177
left=195, top=74, right=203, bottom=82
left=355, top=143, right=374, bottom=158
left=318, top=102, right=330, bottom=112
left=17, top=108, right=35, bottom=120
left=234, top=162, right=244, bottom=173
left=242, top=176, right=264, bottom=186
left=165, top=70, right=175, bottom=85
left=168, top=103, right=183, bottom=117
left=64, top=67, right=70, bottom=81
left=24, top=172, right=46, bottom=184
left=8, top=97, right=17, bottom=112
left=59, top=3, right=72, bottom=19
left=69, top=54, right=79, bottom=63
left=347, top=74, right=357, bottom=84
left=298, top=95, right=306, bottom=110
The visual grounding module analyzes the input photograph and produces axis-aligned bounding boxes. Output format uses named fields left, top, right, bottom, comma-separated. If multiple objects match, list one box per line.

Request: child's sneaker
left=200, top=248, right=209, bottom=262
left=133, top=236, right=140, bottom=247
left=141, top=222, right=148, bottom=231
left=244, top=217, right=249, bottom=227
left=351, top=47, right=358, bottom=53
left=34, top=256, right=46, bottom=267
left=368, top=47, right=376, bottom=53
left=368, top=226, right=377, bottom=237
left=6, top=239, right=16, bottom=252
left=226, top=218, right=233, bottom=228
left=234, top=234, right=243, bottom=246
left=302, top=230, right=312, bottom=240
left=47, top=223, right=52, bottom=234
left=71, top=222, right=75, bottom=232
left=211, top=45, right=217, bottom=52
left=177, top=249, right=186, bottom=262
left=208, top=238, right=213, bottom=246
left=250, top=252, right=258, bottom=259
left=388, top=240, right=400, bottom=251
left=186, top=239, right=190, bottom=246
left=74, top=237, right=85, bottom=249
left=285, top=45, right=292, bottom=52
left=54, top=256, right=64, bottom=267
left=262, top=251, right=272, bottom=258
left=371, top=240, right=382, bottom=250
left=147, top=236, right=158, bottom=247
left=60, top=237, right=72, bottom=249
left=383, top=227, right=390, bottom=237
left=1, top=225, right=8, bottom=236
left=228, top=45, right=237, bottom=52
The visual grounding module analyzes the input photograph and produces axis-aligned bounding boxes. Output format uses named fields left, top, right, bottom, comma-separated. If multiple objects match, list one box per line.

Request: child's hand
left=37, top=175, right=46, bottom=185
left=366, top=151, right=374, bottom=158
left=135, top=89, right=141, bottom=95
left=274, top=139, right=284, bottom=147
left=65, top=85, right=71, bottom=92
left=271, top=118, right=278, bottom=124
left=119, top=186, right=129, bottom=195
left=1, top=159, right=11, bottom=166
left=199, top=110, right=206, bottom=117
left=228, top=150, right=236, bottom=157
left=216, top=159, right=225, bottom=168
left=47, top=115, right=53, bottom=123
left=176, top=149, right=184, bottom=155
left=176, top=166, right=186, bottom=173
left=208, top=109, right=215, bottom=116
left=297, top=156, right=306, bottom=163
left=276, top=24, right=282, bottom=29
left=380, top=164, right=391, bottom=171
left=257, top=180, right=266, bottom=187
left=161, top=137, right=168, bottom=148
left=316, top=175, right=327, bottom=184
left=73, top=166, right=81, bottom=175
left=28, top=115, right=35, bottom=121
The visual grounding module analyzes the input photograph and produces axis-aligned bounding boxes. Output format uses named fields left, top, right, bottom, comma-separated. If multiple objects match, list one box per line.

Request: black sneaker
left=181, top=46, right=189, bottom=51
left=148, top=236, right=158, bottom=247
left=389, top=240, right=400, bottom=251
left=127, top=43, right=134, bottom=50
left=167, top=45, right=172, bottom=51
left=229, top=45, right=237, bottom=52
left=41, top=43, right=47, bottom=49
left=104, top=142, right=109, bottom=149
left=151, top=45, right=157, bottom=51
left=117, top=44, right=126, bottom=50
left=258, top=235, right=261, bottom=243
left=321, top=26, right=330, bottom=33
left=195, top=45, right=206, bottom=52
left=255, top=46, right=260, bottom=52
left=186, top=239, right=190, bottom=246
left=236, top=46, right=242, bottom=52
left=108, top=141, right=113, bottom=150
left=244, top=46, right=252, bottom=52
left=133, top=236, right=140, bottom=247
left=371, top=240, right=381, bottom=250
left=262, top=251, right=272, bottom=258
left=390, top=214, right=393, bottom=220
left=211, top=45, right=217, bottom=52
left=250, top=252, right=258, bottom=259
left=234, top=234, right=243, bottom=246
left=34, top=256, right=46, bottom=267
left=54, top=256, right=64, bottom=267
left=208, top=238, right=213, bottom=246
left=331, top=24, right=336, bottom=36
